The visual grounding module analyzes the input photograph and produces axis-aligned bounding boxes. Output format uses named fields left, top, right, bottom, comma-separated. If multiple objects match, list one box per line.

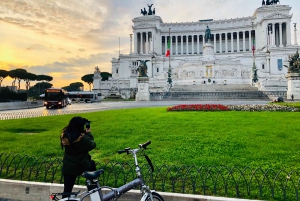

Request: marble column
left=175, top=36, right=178, bottom=55
left=225, top=32, right=228, bottom=53
left=231, top=32, right=234, bottom=52
left=272, top=23, right=275, bottom=46
left=214, top=34, right=216, bottom=53
left=237, top=32, right=240, bottom=52
left=186, top=35, right=189, bottom=54
left=140, top=32, right=143, bottom=54
left=192, top=35, right=194, bottom=55
left=146, top=32, right=149, bottom=53
left=165, top=36, right=167, bottom=55
left=249, top=31, right=252, bottom=52
left=220, top=33, right=222, bottom=53
left=287, top=21, right=292, bottom=46
left=170, top=36, right=173, bottom=55
left=181, top=35, right=183, bottom=54
left=134, top=33, right=137, bottom=54
left=243, top=31, right=246, bottom=52
left=197, top=35, right=200, bottom=54
left=279, top=23, right=283, bottom=47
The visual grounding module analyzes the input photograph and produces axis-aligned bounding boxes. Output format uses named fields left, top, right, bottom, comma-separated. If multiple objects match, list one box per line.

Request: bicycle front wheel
left=145, top=192, right=164, bottom=201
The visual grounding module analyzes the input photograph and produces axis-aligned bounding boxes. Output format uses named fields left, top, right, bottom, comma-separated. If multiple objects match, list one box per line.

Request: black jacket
left=61, top=132, right=96, bottom=175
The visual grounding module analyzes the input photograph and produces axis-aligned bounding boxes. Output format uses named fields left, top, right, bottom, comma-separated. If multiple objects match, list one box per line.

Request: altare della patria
left=93, top=1, right=300, bottom=101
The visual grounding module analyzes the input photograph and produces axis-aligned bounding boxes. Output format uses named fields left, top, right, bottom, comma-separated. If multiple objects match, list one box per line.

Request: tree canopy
left=0, top=69, right=9, bottom=87
left=62, top=82, right=84, bottom=91
left=81, top=74, right=94, bottom=91
left=101, top=72, right=112, bottom=81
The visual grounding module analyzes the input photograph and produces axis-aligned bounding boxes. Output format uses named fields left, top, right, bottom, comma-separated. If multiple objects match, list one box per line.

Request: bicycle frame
left=51, top=141, right=158, bottom=201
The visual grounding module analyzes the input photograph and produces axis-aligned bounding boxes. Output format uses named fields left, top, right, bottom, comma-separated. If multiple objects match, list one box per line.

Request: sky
left=1, top=0, right=300, bottom=90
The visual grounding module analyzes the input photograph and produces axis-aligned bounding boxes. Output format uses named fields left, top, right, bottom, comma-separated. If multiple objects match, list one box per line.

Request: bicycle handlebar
left=118, top=141, right=151, bottom=154
left=118, top=148, right=130, bottom=154
left=139, top=140, right=151, bottom=149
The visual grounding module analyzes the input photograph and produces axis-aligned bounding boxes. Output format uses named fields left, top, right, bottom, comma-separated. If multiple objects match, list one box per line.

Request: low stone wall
left=0, top=179, right=261, bottom=201
left=0, top=101, right=44, bottom=111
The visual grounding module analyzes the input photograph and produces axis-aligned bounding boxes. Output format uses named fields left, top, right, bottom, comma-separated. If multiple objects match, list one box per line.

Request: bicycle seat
left=82, top=169, right=104, bottom=179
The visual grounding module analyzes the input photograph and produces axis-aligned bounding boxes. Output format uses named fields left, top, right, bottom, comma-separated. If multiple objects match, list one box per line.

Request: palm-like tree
left=0, top=69, right=9, bottom=87
left=81, top=74, right=94, bottom=91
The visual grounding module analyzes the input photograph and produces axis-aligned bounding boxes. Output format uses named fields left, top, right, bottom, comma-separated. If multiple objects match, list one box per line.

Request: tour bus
left=68, top=91, right=101, bottom=103
left=44, top=88, right=69, bottom=109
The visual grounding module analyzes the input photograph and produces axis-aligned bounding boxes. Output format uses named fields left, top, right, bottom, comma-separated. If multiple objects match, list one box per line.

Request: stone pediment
left=264, top=12, right=291, bottom=20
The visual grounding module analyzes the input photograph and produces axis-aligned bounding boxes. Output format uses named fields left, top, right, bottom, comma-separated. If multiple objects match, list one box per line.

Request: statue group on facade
left=262, top=0, right=280, bottom=6
left=204, top=26, right=212, bottom=43
left=284, top=50, right=300, bottom=73
left=140, top=4, right=155, bottom=16
left=136, top=60, right=149, bottom=77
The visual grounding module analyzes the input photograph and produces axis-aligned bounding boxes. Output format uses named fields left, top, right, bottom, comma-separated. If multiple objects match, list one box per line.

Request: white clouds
left=1, top=0, right=300, bottom=88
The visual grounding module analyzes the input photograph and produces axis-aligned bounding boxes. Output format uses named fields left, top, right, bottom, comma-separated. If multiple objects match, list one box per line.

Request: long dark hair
left=61, top=116, right=86, bottom=148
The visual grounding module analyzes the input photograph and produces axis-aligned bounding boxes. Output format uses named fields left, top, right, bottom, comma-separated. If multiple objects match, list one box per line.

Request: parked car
left=273, top=97, right=284, bottom=102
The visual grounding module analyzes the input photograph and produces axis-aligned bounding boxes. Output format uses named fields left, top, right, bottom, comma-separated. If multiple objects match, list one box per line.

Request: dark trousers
left=62, top=160, right=96, bottom=198
left=62, top=175, right=77, bottom=198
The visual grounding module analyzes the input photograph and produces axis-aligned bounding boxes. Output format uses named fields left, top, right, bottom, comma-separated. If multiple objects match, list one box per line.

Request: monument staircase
left=150, top=84, right=271, bottom=101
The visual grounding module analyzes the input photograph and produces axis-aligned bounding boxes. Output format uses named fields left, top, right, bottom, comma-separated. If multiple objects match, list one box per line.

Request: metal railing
left=0, top=153, right=299, bottom=200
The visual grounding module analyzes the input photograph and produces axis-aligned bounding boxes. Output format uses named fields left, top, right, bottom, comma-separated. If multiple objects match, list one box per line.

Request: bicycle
left=50, top=141, right=164, bottom=201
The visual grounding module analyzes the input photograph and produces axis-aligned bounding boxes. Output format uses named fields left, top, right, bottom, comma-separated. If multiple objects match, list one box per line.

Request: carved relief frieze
left=134, top=23, right=155, bottom=28
left=264, top=12, right=291, bottom=20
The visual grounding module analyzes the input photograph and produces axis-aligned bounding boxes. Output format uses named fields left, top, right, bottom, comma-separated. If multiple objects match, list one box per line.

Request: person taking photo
left=60, top=116, right=96, bottom=198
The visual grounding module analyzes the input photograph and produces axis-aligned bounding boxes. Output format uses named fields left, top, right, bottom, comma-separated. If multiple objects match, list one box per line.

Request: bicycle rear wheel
left=145, top=192, right=164, bottom=201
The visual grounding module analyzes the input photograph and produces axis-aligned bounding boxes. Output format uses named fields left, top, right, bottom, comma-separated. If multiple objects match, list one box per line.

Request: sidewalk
left=0, top=179, right=263, bottom=201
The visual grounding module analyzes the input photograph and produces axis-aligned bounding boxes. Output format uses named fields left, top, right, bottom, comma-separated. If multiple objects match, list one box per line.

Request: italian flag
left=165, top=38, right=170, bottom=57
left=252, top=38, right=255, bottom=56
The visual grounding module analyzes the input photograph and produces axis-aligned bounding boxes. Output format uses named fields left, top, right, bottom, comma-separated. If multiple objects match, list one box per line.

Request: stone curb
left=0, top=179, right=262, bottom=201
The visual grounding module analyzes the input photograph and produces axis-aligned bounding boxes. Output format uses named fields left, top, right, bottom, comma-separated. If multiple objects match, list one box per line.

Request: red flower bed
left=167, top=104, right=230, bottom=111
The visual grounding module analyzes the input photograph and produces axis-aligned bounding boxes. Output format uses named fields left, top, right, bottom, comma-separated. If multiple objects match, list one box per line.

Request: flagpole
left=167, top=28, right=172, bottom=88
left=252, top=22, right=258, bottom=84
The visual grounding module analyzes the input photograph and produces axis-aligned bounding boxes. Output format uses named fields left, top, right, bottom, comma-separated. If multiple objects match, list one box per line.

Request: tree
left=24, top=72, right=37, bottom=91
left=101, top=72, right=112, bottom=81
left=62, top=82, right=84, bottom=91
left=33, top=82, right=52, bottom=93
left=8, top=68, right=29, bottom=91
left=0, top=69, right=9, bottom=87
left=8, top=69, right=18, bottom=89
left=28, top=87, right=40, bottom=99
left=37, top=75, right=53, bottom=82
left=36, top=75, right=53, bottom=94
left=81, top=74, right=94, bottom=91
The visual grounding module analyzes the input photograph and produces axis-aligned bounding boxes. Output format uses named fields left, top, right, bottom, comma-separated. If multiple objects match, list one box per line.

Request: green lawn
left=1, top=106, right=300, bottom=170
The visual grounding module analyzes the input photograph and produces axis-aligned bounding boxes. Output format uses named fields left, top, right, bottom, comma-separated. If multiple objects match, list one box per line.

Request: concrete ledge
left=0, top=101, right=44, bottom=111
left=0, top=179, right=262, bottom=201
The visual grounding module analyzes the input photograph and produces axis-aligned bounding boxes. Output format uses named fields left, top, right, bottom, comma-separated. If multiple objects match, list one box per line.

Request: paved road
left=0, top=100, right=270, bottom=120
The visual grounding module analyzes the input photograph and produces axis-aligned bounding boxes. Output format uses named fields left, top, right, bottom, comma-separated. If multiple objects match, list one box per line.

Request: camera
left=83, top=118, right=91, bottom=129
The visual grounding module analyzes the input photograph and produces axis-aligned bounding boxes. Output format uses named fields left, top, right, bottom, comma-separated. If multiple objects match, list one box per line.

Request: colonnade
left=162, top=30, right=255, bottom=55
left=266, top=22, right=291, bottom=47
left=135, top=32, right=153, bottom=54
left=134, top=21, right=291, bottom=55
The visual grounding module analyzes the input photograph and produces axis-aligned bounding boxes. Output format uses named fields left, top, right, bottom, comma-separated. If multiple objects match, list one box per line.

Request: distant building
left=0, top=86, right=17, bottom=92
left=93, top=3, right=299, bottom=99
